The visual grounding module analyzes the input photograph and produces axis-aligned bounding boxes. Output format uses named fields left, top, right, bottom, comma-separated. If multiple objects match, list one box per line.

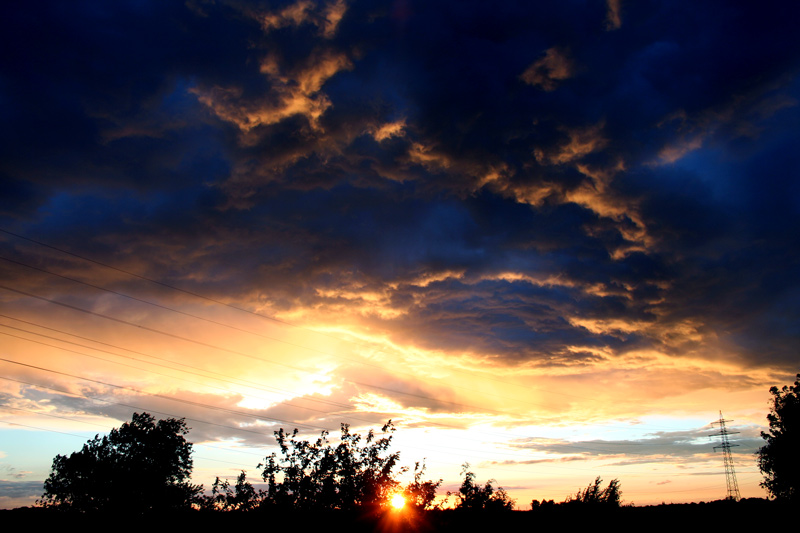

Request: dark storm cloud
left=0, top=1, right=243, bottom=188
left=2, top=0, right=799, bottom=370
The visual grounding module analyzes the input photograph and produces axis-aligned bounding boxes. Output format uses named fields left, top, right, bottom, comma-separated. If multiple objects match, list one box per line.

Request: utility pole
left=710, top=411, right=741, bottom=501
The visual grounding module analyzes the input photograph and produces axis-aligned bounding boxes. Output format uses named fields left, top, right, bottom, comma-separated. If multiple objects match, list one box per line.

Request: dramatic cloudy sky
left=1, top=0, right=798, bottom=508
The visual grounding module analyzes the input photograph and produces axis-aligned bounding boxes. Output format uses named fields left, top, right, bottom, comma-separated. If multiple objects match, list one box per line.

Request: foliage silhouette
left=450, top=463, right=515, bottom=511
left=757, top=373, right=800, bottom=501
left=260, top=421, right=412, bottom=510
left=40, top=412, right=201, bottom=512
left=203, top=471, right=261, bottom=511
left=565, top=476, right=622, bottom=507
left=403, top=461, right=442, bottom=510
left=530, top=498, right=556, bottom=510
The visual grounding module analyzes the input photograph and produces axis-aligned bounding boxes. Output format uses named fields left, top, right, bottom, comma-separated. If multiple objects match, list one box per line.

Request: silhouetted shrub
left=260, top=421, right=409, bottom=510
left=403, top=461, right=443, bottom=510
left=564, top=477, right=622, bottom=507
left=450, top=463, right=515, bottom=510
left=201, top=470, right=261, bottom=511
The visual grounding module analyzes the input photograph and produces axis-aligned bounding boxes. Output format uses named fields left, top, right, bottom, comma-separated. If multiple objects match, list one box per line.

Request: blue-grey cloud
left=1, top=0, right=798, bottom=373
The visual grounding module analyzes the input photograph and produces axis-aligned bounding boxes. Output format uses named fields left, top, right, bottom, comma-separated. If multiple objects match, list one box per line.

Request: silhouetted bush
left=564, top=476, right=622, bottom=507
left=260, top=421, right=424, bottom=510
left=201, top=470, right=261, bottom=511
left=403, top=460, right=443, bottom=510
left=450, top=463, right=515, bottom=510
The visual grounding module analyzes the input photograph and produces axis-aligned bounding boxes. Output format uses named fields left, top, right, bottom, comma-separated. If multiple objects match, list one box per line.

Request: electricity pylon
left=710, top=411, right=741, bottom=501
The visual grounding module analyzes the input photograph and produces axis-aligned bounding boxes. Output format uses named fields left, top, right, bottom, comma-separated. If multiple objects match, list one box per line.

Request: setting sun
left=390, top=494, right=406, bottom=510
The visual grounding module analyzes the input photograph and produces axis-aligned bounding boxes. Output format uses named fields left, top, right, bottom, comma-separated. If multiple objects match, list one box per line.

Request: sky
left=1, top=0, right=799, bottom=509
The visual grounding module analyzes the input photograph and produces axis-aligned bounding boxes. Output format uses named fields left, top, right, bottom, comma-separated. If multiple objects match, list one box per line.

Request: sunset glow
left=1, top=0, right=799, bottom=511
left=390, top=494, right=406, bottom=510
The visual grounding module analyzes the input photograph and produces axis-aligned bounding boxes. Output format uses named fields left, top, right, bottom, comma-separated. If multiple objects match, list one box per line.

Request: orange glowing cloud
left=520, top=47, right=574, bottom=92
left=656, top=135, right=705, bottom=164
left=406, top=142, right=453, bottom=170
left=192, top=49, right=352, bottom=136
left=535, top=122, right=607, bottom=166
left=259, top=0, right=347, bottom=38
left=606, top=0, right=623, bottom=30
left=260, top=0, right=315, bottom=31
left=370, top=119, right=407, bottom=142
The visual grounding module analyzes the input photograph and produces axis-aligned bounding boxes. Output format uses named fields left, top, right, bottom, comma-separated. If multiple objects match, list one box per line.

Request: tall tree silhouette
left=758, top=373, right=800, bottom=501
left=40, top=412, right=201, bottom=512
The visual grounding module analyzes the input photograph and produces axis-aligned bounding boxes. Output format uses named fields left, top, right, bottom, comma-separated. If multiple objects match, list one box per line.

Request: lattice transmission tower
left=710, top=411, right=741, bottom=501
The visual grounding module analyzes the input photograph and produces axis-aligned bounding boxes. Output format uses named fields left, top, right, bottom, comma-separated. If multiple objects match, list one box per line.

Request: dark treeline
left=26, top=373, right=800, bottom=527
left=4, top=499, right=795, bottom=533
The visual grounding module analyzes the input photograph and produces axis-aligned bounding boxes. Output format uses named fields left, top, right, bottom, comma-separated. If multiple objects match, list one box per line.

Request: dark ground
left=2, top=499, right=788, bottom=531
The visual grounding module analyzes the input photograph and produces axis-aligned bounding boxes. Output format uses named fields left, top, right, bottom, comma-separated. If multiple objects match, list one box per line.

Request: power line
left=0, top=229, right=708, bottom=434
left=0, top=254, right=351, bottom=360
left=0, top=374, right=291, bottom=442
left=2, top=325, right=522, bottom=447
left=0, top=358, right=678, bottom=472
left=0, top=419, right=94, bottom=439
left=0, top=281, right=690, bottom=434
left=0, top=229, right=743, bottom=471
left=0, top=228, right=306, bottom=332
left=1, top=315, right=694, bottom=459
left=0, top=286, right=740, bottom=462
left=0, top=320, right=353, bottom=412
left=0, top=253, right=577, bottom=415
left=0, top=357, right=323, bottom=432
left=1, top=312, right=724, bottom=462
left=0, top=284, right=561, bottom=421
left=3, top=323, right=684, bottom=465
left=0, top=228, right=622, bottom=406
left=4, top=365, right=748, bottom=496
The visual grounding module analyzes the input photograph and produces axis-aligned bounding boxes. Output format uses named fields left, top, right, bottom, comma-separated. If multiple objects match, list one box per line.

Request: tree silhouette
left=450, top=463, right=515, bottom=511
left=40, top=412, right=201, bottom=512
left=757, top=373, right=800, bottom=501
left=403, top=461, right=442, bottom=510
left=564, top=476, right=622, bottom=507
left=260, top=421, right=406, bottom=510
left=203, top=471, right=261, bottom=511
